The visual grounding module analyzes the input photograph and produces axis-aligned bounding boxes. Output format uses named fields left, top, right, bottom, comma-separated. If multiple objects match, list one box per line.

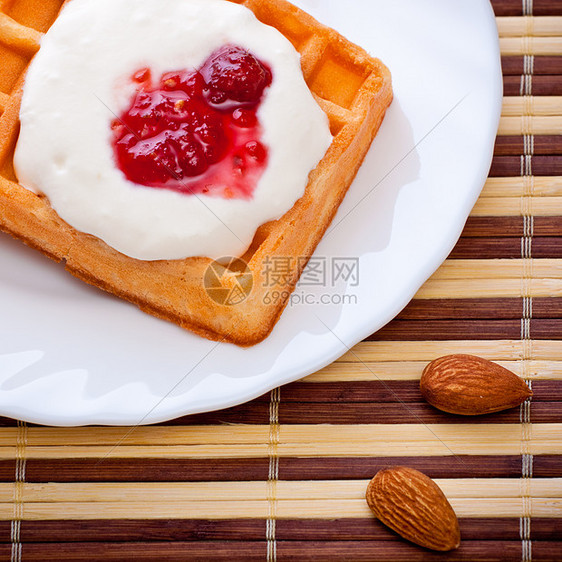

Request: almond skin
left=366, top=466, right=460, bottom=551
left=420, top=354, right=532, bottom=415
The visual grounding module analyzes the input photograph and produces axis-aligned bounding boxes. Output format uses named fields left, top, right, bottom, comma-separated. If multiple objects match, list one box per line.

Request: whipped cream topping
left=14, top=0, right=332, bottom=261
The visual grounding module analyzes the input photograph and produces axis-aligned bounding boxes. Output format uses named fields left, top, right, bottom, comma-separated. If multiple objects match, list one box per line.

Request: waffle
left=0, top=0, right=392, bottom=346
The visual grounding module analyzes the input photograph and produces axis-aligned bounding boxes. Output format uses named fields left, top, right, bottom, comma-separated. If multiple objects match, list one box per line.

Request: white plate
left=0, top=0, right=502, bottom=426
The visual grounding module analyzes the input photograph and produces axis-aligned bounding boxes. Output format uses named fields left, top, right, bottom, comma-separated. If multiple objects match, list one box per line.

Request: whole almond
left=366, top=466, right=460, bottom=551
left=420, top=354, right=532, bottom=415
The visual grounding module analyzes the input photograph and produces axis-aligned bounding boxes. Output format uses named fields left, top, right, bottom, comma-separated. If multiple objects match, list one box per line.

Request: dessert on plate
left=0, top=0, right=392, bottom=346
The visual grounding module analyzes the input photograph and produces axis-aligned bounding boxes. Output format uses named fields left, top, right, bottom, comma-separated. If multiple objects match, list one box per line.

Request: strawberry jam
left=112, top=45, right=272, bottom=199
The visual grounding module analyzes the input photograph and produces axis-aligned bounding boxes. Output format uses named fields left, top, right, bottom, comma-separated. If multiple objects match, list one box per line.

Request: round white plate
left=0, top=0, right=502, bottom=426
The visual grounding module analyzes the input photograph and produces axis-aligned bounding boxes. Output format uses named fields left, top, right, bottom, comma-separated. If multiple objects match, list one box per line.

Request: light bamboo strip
left=0, top=423, right=548, bottom=447
left=481, top=177, right=562, bottom=198
left=0, top=479, right=559, bottom=504
left=430, top=259, right=562, bottom=280
left=502, top=96, right=562, bottom=117
left=498, top=115, right=562, bottom=135
left=0, top=441, right=557, bottom=459
left=499, top=36, right=562, bottom=56
left=470, top=196, right=562, bottom=216
left=305, top=359, right=562, bottom=382
left=337, top=341, right=562, bottom=363
left=0, top=478, right=562, bottom=503
left=497, top=16, right=562, bottom=37
left=415, top=278, right=562, bottom=299
left=0, top=12, right=41, bottom=53
left=0, top=498, right=559, bottom=520
left=0, top=425, right=558, bottom=458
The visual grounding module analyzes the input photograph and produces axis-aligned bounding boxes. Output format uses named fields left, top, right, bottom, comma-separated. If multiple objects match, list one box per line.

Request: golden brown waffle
left=0, top=0, right=392, bottom=346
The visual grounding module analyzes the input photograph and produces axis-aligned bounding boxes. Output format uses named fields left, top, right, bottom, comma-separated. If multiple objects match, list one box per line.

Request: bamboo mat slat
left=1, top=478, right=560, bottom=503
left=0, top=517, right=560, bottom=542
left=461, top=217, right=560, bottom=237
left=501, top=96, right=562, bottom=115
left=0, top=455, right=558, bottom=483
left=497, top=16, right=562, bottom=37
left=503, top=74, right=562, bottom=96
left=500, top=36, right=562, bottom=55
left=501, top=55, right=562, bottom=75
left=3, top=541, right=562, bottom=562
left=1, top=497, right=561, bottom=521
left=0, top=423, right=558, bottom=447
left=481, top=177, right=562, bottom=197
left=498, top=115, right=562, bottom=135
left=0, top=4, right=560, bottom=562
left=495, top=136, right=562, bottom=155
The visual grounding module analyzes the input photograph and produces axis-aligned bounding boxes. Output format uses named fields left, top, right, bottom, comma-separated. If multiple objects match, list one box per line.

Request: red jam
left=112, top=45, right=272, bottom=199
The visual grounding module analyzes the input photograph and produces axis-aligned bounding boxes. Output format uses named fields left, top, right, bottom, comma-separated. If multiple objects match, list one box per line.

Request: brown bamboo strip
left=9, top=518, right=559, bottom=544
left=370, top=319, right=561, bottom=341
left=280, top=456, right=562, bottom=480
left=337, top=340, right=562, bottom=362
left=462, top=217, right=561, bottom=237
left=495, top=135, right=562, bottom=155
left=471, top=196, right=562, bottom=216
left=4, top=458, right=270, bottom=483
left=5, top=541, right=561, bottom=562
left=256, top=380, right=424, bottom=402
left=400, top=299, right=562, bottom=320
left=415, top=279, right=562, bottom=299
left=276, top=541, right=562, bottom=562
left=0, top=423, right=558, bottom=457
left=492, top=0, right=562, bottom=17
left=504, top=75, right=562, bottom=96
left=0, top=459, right=13, bottom=482
left=0, top=541, right=547, bottom=562
left=1, top=423, right=557, bottom=448
left=0, top=403, right=265, bottom=429
left=150, top=403, right=270, bottom=427
left=0, top=456, right=541, bottom=484
left=0, top=455, right=557, bottom=484
left=280, top=518, right=562, bottom=542
left=279, top=381, right=562, bottom=403
left=3, top=519, right=269, bottom=543
left=501, top=55, right=562, bottom=75
left=450, top=237, right=562, bottom=259
left=483, top=177, right=562, bottom=198
left=7, top=455, right=557, bottom=484
left=2, top=478, right=559, bottom=503
left=0, top=497, right=559, bottom=520
left=497, top=16, right=562, bottom=37
left=18, top=542, right=267, bottom=561
left=502, top=96, right=562, bottom=116
left=491, top=155, right=562, bottom=176
left=0, top=417, right=30, bottom=427
left=278, top=402, right=562, bottom=424
left=500, top=36, right=562, bottom=56
left=498, top=115, right=562, bottom=135
left=306, top=360, right=562, bottom=382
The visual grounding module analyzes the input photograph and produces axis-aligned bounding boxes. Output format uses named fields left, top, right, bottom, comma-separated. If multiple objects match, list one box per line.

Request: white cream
left=14, top=0, right=332, bottom=261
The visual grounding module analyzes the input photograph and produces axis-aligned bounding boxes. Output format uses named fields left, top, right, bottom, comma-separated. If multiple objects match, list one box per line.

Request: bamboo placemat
left=0, top=0, right=561, bottom=560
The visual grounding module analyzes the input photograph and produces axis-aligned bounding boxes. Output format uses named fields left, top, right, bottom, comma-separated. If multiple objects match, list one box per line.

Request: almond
left=366, top=466, right=460, bottom=551
left=420, top=354, right=532, bottom=415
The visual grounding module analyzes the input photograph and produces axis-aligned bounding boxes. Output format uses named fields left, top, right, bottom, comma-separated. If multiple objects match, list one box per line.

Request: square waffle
left=0, top=0, right=392, bottom=346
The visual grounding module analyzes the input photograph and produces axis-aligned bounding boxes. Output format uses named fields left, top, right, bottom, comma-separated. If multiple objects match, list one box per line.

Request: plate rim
left=0, top=0, right=504, bottom=426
